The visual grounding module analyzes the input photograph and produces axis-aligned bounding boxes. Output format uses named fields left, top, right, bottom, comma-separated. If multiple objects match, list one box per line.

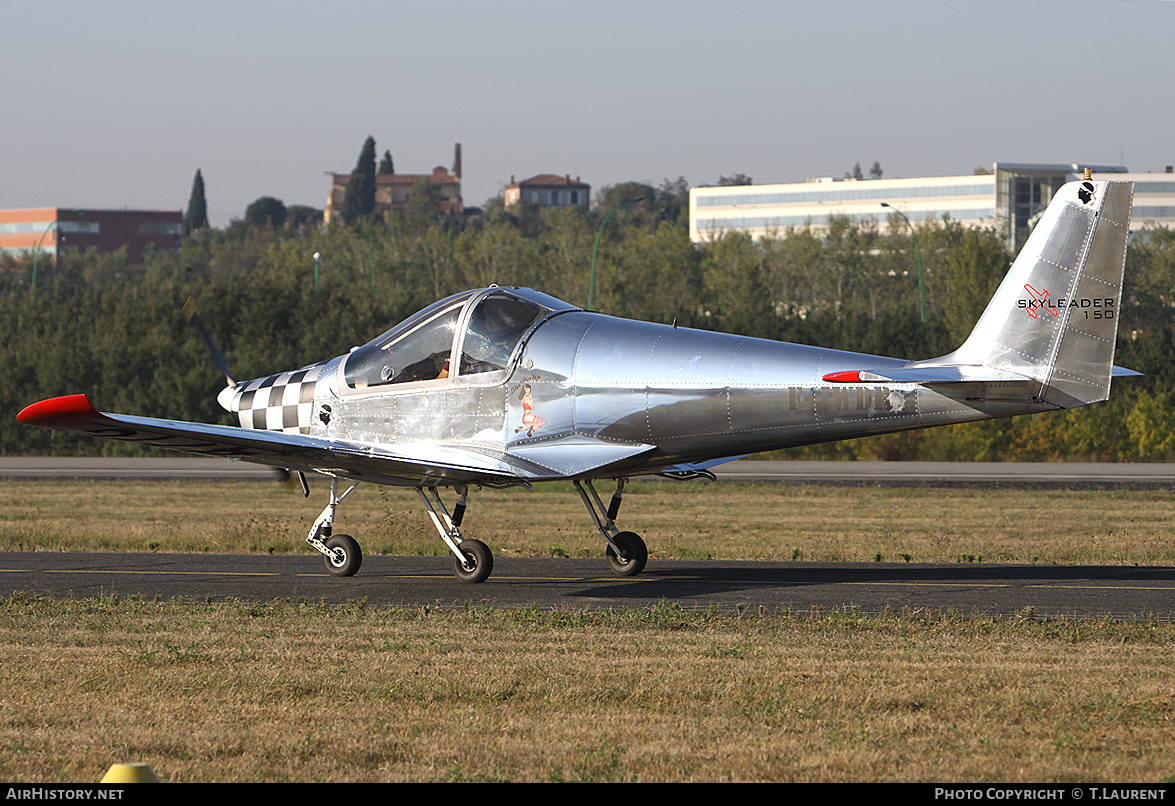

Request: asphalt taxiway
left=3, top=458, right=1173, bottom=617
left=1, top=552, right=1172, bottom=620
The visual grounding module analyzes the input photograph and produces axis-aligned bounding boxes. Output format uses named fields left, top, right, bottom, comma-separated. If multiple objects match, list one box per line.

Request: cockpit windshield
left=459, top=291, right=547, bottom=376
left=342, top=288, right=565, bottom=390
left=343, top=291, right=473, bottom=389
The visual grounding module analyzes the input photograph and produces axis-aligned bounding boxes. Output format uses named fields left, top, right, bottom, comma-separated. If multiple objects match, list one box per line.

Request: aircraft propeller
left=182, top=297, right=237, bottom=389
left=182, top=297, right=309, bottom=497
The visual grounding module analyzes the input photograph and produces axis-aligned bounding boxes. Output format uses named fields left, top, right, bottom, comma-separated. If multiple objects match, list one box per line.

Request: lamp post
left=31, top=219, right=58, bottom=289
left=313, top=251, right=321, bottom=292
left=588, top=195, right=644, bottom=311
left=880, top=202, right=925, bottom=323
left=364, top=236, right=375, bottom=298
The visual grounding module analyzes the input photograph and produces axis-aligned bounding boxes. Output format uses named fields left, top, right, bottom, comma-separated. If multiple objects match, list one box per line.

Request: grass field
left=1, top=479, right=1173, bottom=783
left=4, top=478, right=1175, bottom=566
left=1, top=598, right=1172, bottom=783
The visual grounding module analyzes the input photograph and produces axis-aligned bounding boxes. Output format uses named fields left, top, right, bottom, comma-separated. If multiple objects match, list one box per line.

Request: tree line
left=3, top=187, right=1174, bottom=462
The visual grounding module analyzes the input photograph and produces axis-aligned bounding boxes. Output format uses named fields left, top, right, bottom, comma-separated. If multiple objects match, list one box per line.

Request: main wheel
left=323, top=534, right=362, bottom=577
left=452, top=539, right=493, bottom=583
left=606, top=531, right=647, bottom=577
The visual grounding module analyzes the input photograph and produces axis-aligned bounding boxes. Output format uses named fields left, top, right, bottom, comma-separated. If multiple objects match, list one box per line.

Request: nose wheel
left=306, top=478, right=365, bottom=576
left=323, top=534, right=362, bottom=577
left=306, top=479, right=497, bottom=583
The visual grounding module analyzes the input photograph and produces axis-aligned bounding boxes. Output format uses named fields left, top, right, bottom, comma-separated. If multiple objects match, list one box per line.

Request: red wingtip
left=17, top=394, right=99, bottom=426
left=822, top=371, right=862, bottom=383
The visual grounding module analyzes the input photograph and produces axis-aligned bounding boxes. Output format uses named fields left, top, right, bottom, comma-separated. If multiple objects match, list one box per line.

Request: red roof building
left=324, top=143, right=463, bottom=224
left=503, top=174, right=590, bottom=209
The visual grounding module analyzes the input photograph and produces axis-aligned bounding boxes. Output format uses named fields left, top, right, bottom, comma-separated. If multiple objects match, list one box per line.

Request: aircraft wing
left=17, top=394, right=656, bottom=486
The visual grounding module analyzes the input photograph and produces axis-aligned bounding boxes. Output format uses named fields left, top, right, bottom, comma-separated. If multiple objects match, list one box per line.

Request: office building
left=690, top=163, right=1175, bottom=250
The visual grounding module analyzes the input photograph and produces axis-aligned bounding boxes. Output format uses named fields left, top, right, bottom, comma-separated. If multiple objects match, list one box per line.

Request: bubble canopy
left=343, top=287, right=574, bottom=390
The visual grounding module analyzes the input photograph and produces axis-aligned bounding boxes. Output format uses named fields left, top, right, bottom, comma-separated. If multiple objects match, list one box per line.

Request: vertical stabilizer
left=951, top=179, right=1133, bottom=407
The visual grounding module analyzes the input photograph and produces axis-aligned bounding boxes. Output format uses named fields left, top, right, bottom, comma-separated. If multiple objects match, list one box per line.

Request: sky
left=2, top=0, right=1171, bottom=226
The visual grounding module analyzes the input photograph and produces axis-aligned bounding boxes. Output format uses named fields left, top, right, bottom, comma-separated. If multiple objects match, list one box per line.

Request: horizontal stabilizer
left=824, top=363, right=1141, bottom=386
left=823, top=367, right=1032, bottom=384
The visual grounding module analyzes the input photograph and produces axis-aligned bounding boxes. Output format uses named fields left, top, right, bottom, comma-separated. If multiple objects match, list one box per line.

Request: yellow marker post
left=99, top=763, right=160, bottom=783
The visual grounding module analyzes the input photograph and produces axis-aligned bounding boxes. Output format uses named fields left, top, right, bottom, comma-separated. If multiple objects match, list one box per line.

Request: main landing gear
left=306, top=476, right=648, bottom=583
left=417, top=484, right=494, bottom=584
left=575, top=478, right=648, bottom=577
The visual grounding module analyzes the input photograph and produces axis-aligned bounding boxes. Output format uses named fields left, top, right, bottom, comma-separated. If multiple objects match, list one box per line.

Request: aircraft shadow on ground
left=569, top=562, right=1175, bottom=603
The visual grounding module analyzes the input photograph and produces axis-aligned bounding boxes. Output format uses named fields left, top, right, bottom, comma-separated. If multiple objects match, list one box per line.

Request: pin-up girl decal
left=514, top=383, right=546, bottom=437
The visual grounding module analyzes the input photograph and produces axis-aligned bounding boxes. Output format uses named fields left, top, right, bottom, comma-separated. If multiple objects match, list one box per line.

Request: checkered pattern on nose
left=233, top=363, right=325, bottom=434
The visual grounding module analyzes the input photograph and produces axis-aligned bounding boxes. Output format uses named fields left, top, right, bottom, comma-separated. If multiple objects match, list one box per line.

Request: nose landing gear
left=304, top=478, right=497, bottom=583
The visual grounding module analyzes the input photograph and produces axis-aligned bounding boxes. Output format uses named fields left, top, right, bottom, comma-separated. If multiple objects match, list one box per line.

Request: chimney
left=452, top=143, right=462, bottom=180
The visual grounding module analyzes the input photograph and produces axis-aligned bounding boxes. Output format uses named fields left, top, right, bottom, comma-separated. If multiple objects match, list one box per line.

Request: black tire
left=323, top=534, right=362, bottom=577
left=606, top=531, right=647, bottom=577
left=452, top=539, right=493, bottom=583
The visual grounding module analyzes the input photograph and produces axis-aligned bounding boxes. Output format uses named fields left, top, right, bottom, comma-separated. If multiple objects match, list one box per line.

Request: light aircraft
left=18, top=179, right=1139, bottom=583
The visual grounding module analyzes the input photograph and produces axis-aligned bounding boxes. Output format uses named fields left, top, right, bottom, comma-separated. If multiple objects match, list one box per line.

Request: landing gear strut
left=575, top=478, right=647, bottom=577
left=418, top=485, right=494, bottom=584
left=304, top=478, right=496, bottom=583
left=306, top=477, right=363, bottom=576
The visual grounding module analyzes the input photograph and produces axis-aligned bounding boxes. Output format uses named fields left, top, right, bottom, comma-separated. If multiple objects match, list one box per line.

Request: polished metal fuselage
left=302, top=307, right=1052, bottom=482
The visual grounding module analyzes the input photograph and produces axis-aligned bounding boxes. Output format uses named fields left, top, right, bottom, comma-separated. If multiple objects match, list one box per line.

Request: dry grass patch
left=0, top=597, right=1172, bottom=783
left=2, top=480, right=1174, bottom=566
